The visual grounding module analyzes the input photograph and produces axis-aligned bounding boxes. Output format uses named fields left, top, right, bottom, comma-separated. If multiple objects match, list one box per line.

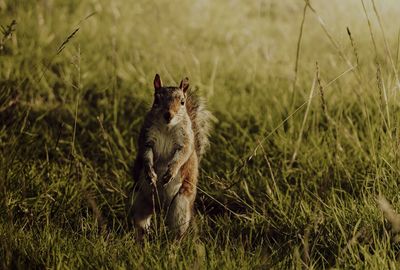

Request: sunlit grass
left=1, top=0, right=400, bottom=268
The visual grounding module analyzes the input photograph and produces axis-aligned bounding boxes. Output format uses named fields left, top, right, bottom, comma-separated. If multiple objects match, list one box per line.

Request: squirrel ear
left=154, top=74, right=162, bottom=89
left=179, top=77, right=189, bottom=93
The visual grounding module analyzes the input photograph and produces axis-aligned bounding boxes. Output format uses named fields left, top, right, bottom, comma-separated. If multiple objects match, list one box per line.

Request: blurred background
left=2, top=0, right=400, bottom=103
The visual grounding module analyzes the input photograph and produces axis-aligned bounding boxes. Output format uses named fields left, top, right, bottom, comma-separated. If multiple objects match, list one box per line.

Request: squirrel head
left=152, top=74, right=189, bottom=126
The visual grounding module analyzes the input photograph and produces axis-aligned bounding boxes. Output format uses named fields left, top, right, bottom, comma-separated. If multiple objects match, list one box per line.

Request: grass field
left=1, top=0, right=400, bottom=268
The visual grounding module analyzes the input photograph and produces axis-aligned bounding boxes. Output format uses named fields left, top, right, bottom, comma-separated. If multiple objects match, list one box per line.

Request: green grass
left=1, top=0, right=400, bottom=268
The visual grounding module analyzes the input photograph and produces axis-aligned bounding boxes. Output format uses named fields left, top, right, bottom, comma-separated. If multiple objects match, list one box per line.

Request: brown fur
left=179, top=151, right=198, bottom=197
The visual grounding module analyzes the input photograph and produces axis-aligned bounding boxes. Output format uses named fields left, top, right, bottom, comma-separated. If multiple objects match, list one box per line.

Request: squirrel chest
left=148, top=124, right=190, bottom=165
left=152, top=127, right=176, bottom=163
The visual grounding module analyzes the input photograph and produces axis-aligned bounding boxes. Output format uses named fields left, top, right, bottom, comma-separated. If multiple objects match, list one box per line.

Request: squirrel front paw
left=145, top=167, right=157, bottom=186
left=162, top=168, right=175, bottom=186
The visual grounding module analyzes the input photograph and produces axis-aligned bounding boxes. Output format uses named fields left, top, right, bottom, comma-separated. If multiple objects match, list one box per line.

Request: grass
left=1, top=0, right=400, bottom=268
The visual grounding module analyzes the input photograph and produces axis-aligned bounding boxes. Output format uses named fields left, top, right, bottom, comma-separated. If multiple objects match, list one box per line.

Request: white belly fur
left=151, top=127, right=181, bottom=207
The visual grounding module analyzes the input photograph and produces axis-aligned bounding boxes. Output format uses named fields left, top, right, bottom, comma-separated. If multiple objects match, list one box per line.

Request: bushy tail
left=186, top=89, right=212, bottom=161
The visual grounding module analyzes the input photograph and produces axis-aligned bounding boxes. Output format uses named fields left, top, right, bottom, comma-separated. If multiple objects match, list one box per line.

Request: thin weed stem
left=371, top=0, right=400, bottom=87
left=290, top=75, right=316, bottom=166
left=361, top=0, right=379, bottom=62
left=291, top=2, right=308, bottom=107
left=347, top=27, right=360, bottom=66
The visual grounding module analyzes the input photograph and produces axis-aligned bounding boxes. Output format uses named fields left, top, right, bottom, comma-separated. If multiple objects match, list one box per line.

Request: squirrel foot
left=145, top=168, right=157, bottom=187
left=162, top=169, right=175, bottom=186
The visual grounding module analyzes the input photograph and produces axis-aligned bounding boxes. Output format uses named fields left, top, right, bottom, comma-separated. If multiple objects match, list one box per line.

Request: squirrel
left=130, top=74, right=211, bottom=238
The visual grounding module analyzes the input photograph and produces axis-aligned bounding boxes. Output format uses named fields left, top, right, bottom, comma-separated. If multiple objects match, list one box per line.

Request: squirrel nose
left=164, top=112, right=172, bottom=122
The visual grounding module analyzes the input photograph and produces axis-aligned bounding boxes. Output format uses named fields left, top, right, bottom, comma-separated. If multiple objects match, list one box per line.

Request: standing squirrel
left=131, top=74, right=211, bottom=238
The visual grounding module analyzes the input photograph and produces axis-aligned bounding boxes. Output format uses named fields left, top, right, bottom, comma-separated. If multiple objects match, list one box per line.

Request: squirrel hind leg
left=166, top=152, right=198, bottom=237
left=166, top=191, right=195, bottom=238
left=132, top=193, right=154, bottom=241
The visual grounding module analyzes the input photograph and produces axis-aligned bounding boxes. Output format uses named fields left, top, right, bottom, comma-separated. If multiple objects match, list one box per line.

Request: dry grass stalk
left=316, top=62, right=328, bottom=120
left=360, top=0, right=378, bottom=62
left=56, top=28, right=80, bottom=55
left=346, top=27, right=359, bottom=66
left=376, top=65, right=391, bottom=132
left=291, top=2, right=308, bottom=105
left=396, top=29, right=400, bottom=71
left=290, top=75, right=317, bottom=166
left=371, top=0, right=400, bottom=87
left=376, top=65, right=383, bottom=107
